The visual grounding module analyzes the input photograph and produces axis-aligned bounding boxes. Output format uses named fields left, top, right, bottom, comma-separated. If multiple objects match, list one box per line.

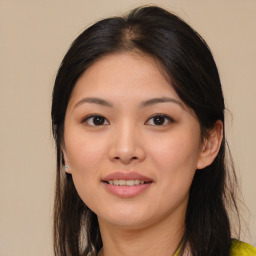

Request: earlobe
left=197, top=120, right=223, bottom=170
left=64, top=164, right=71, bottom=173
left=62, top=146, right=72, bottom=174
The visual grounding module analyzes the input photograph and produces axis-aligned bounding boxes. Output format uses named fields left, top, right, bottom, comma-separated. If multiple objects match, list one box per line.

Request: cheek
left=64, top=133, right=106, bottom=208
left=65, top=130, right=107, bottom=170
left=148, top=131, right=200, bottom=194
left=150, top=133, right=200, bottom=170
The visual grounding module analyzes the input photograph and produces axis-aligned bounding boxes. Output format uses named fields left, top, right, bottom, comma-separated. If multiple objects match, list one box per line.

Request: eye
left=82, top=114, right=109, bottom=126
left=145, top=114, right=174, bottom=126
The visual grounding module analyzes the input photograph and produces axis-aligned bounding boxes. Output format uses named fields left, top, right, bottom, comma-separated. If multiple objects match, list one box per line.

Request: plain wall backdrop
left=0, top=0, right=255, bottom=255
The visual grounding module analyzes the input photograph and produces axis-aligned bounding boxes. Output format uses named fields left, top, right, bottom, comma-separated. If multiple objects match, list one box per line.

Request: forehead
left=68, top=52, right=181, bottom=104
left=85, top=52, right=170, bottom=82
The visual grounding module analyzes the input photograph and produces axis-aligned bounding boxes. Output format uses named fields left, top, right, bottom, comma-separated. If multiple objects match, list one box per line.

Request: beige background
left=0, top=0, right=255, bottom=255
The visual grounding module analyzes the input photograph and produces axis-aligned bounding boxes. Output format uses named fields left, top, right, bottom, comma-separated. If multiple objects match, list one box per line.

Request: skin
left=63, top=53, right=223, bottom=256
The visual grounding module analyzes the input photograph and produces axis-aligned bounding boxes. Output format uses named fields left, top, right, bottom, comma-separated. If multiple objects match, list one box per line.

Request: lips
left=103, top=172, right=152, bottom=183
left=102, top=172, right=153, bottom=198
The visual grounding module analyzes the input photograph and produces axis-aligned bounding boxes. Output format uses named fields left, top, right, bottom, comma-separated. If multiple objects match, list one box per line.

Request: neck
left=98, top=210, right=185, bottom=256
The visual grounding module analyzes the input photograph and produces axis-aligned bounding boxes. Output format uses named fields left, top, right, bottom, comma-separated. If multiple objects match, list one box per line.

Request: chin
left=97, top=206, right=155, bottom=229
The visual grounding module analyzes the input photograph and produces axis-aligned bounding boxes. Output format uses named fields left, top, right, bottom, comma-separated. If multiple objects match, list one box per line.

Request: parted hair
left=51, top=6, right=240, bottom=256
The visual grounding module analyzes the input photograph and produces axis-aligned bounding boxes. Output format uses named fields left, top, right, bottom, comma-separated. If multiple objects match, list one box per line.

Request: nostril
left=114, top=156, right=137, bottom=160
left=112, top=155, right=138, bottom=163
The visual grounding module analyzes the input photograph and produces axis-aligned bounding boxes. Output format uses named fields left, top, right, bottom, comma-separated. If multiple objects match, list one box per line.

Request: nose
left=108, top=122, right=146, bottom=164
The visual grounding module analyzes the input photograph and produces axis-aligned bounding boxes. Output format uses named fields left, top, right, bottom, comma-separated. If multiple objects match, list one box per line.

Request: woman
left=51, top=6, right=256, bottom=256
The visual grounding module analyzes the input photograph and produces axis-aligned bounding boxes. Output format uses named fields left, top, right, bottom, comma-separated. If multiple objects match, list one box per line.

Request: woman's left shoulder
left=230, top=239, right=256, bottom=256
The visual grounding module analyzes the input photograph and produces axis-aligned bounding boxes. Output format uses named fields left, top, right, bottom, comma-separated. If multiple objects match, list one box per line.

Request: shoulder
left=230, top=240, right=256, bottom=256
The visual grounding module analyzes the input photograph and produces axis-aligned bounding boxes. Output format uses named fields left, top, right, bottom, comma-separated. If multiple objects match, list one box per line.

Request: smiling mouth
left=104, top=180, right=152, bottom=186
left=102, top=173, right=153, bottom=197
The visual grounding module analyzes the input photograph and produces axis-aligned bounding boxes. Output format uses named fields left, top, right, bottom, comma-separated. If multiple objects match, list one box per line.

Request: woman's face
left=63, top=53, right=204, bottom=229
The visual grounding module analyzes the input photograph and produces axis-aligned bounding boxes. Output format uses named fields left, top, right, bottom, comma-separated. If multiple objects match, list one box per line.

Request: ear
left=196, top=120, right=223, bottom=170
left=61, top=145, right=72, bottom=174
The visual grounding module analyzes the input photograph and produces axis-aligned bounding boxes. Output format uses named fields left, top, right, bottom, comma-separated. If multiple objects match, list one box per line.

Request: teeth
left=107, top=180, right=146, bottom=186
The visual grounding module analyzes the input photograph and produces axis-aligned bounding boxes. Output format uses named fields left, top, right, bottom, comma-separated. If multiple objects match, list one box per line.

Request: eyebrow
left=74, top=97, right=113, bottom=109
left=140, top=97, right=183, bottom=108
left=73, top=96, right=183, bottom=109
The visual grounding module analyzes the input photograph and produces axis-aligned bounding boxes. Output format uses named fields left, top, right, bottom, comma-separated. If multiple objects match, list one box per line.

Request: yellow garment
left=230, top=240, right=256, bottom=256
left=174, top=240, right=256, bottom=255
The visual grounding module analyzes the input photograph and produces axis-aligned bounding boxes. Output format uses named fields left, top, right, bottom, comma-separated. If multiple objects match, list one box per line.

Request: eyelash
left=145, top=113, right=174, bottom=126
left=82, top=113, right=174, bottom=127
left=82, top=114, right=110, bottom=126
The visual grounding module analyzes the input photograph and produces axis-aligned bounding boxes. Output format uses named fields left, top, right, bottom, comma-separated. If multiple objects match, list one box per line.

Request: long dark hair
left=51, top=6, right=240, bottom=256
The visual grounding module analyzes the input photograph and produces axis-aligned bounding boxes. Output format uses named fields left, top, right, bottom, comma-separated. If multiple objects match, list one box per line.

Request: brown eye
left=83, top=115, right=109, bottom=126
left=152, top=116, right=166, bottom=125
left=145, top=114, right=174, bottom=126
